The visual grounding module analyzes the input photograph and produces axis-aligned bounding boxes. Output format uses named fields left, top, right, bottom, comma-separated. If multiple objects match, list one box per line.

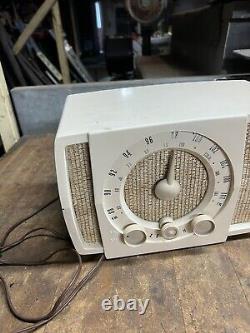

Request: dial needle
left=167, top=150, right=175, bottom=185
left=155, top=150, right=181, bottom=200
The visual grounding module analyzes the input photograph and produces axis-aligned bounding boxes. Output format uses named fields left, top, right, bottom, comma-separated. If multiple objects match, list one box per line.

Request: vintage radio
left=55, top=80, right=250, bottom=259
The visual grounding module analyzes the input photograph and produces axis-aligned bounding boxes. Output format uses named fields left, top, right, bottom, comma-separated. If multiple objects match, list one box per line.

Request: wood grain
left=0, top=62, right=20, bottom=152
left=13, top=0, right=58, bottom=55
left=52, top=2, right=71, bottom=84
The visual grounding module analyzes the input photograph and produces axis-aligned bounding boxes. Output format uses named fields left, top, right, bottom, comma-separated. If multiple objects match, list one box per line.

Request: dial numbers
left=102, top=131, right=232, bottom=238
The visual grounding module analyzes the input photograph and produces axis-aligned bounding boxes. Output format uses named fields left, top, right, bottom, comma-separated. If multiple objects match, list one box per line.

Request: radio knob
left=159, top=217, right=179, bottom=240
left=191, top=215, right=215, bottom=235
left=123, top=224, right=147, bottom=246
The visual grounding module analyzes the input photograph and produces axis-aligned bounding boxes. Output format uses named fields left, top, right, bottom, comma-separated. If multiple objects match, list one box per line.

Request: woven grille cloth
left=124, top=150, right=208, bottom=222
left=66, top=143, right=101, bottom=244
left=232, top=122, right=250, bottom=224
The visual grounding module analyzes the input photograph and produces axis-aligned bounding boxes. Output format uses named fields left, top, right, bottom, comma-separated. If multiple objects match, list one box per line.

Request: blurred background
left=1, top=0, right=250, bottom=88
left=1, top=0, right=250, bottom=155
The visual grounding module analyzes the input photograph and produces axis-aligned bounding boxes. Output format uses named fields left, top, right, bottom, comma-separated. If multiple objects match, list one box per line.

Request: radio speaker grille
left=66, top=143, right=101, bottom=244
left=124, top=150, right=208, bottom=222
left=232, top=122, right=250, bottom=224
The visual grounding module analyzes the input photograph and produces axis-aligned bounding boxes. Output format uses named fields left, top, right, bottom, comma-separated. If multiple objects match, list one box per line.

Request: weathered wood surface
left=0, top=62, right=20, bottom=152
left=0, top=135, right=249, bottom=333
left=13, top=0, right=58, bottom=55
left=52, top=2, right=71, bottom=84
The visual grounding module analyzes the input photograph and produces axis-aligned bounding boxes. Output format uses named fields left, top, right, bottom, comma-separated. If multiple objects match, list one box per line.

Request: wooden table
left=0, top=135, right=249, bottom=333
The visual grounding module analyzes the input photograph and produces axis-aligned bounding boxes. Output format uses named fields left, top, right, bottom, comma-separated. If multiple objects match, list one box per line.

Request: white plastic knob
left=159, top=217, right=179, bottom=240
left=123, top=224, right=147, bottom=246
left=159, top=216, right=174, bottom=227
left=191, top=215, right=215, bottom=235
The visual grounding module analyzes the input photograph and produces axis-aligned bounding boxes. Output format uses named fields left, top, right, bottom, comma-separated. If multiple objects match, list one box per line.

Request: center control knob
left=159, top=217, right=179, bottom=240
left=191, top=215, right=215, bottom=235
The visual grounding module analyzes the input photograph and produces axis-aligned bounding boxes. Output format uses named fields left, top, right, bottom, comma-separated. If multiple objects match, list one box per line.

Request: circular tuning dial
left=191, top=215, right=215, bottom=235
left=103, top=130, right=232, bottom=246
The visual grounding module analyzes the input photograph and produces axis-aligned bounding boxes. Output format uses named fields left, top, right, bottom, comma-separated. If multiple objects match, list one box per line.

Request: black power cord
left=0, top=197, right=105, bottom=333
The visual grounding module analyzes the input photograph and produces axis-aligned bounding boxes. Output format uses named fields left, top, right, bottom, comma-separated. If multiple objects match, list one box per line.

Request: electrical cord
left=0, top=197, right=105, bottom=333
left=1, top=227, right=68, bottom=253
left=15, top=255, right=104, bottom=333
left=0, top=197, right=59, bottom=249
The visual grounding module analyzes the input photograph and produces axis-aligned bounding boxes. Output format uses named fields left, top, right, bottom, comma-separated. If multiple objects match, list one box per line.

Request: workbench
left=0, top=135, right=249, bottom=333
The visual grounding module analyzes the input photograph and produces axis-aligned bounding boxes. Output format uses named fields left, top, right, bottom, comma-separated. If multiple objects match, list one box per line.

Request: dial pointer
left=155, top=150, right=181, bottom=200
left=167, top=150, right=175, bottom=185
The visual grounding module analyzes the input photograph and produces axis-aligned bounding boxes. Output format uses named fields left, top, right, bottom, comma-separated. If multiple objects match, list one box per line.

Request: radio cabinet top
left=56, top=80, right=250, bottom=141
